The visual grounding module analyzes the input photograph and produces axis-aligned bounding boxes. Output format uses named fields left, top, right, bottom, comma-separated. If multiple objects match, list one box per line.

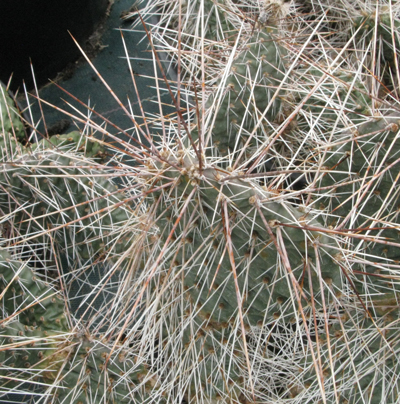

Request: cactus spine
left=1, top=0, right=400, bottom=403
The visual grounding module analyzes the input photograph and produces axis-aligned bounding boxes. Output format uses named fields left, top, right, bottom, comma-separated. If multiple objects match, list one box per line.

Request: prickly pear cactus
left=353, top=12, right=400, bottom=67
left=1, top=0, right=400, bottom=403
left=0, top=248, right=153, bottom=403
left=0, top=86, right=26, bottom=143
left=161, top=0, right=236, bottom=42
left=0, top=119, right=133, bottom=263
left=203, top=27, right=286, bottom=155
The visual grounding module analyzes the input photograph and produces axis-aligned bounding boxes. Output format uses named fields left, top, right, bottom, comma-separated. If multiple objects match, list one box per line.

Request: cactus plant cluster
left=1, top=0, right=400, bottom=403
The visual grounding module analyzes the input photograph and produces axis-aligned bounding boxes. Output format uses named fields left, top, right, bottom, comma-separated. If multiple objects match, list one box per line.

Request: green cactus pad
left=149, top=149, right=343, bottom=326
left=203, top=27, right=286, bottom=155
left=317, top=113, right=400, bottom=295
left=34, top=131, right=106, bottom=160
left=0, top=249, right=151, bottom=403
left=353, top=13, right=400, bottom=65
left=0, top=130, right=133, bottom=262
left=0, top=87, right=26, bottom=143
left=295, top=299, right=400, bottom=404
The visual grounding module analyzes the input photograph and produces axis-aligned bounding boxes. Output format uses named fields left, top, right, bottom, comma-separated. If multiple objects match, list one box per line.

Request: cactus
left=202, top=27, right=287, bottom=155
left=0, top=85, right=26, bottom=143
left=1, top=0, right=400, bottom=403
left=156, top=0, right=236, bottom=42
left=0, top=98, right=134, bottom=264
left=0, top=248, right=153, bottom=403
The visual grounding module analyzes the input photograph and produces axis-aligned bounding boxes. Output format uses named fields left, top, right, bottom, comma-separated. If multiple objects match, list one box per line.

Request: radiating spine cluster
left=1, top=0, right=400, bottom=403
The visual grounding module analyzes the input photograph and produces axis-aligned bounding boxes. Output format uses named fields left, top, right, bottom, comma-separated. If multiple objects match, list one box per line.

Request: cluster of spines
left=0, top=95, right=135, bottom=265
left=0, top=90, right=153, bottom=403
left=1, top=0, right=400, bottom=403
left=136, top=1, right=400, bottom=402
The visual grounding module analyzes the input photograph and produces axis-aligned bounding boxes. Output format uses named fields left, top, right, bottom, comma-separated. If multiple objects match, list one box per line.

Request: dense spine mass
left=0, top=103, right=133, bottom=263
left=0, top=249, right=150, bottom=403
left=1, top=0, right=400, bottom=403
left=203, top=27, right=286, bottom=154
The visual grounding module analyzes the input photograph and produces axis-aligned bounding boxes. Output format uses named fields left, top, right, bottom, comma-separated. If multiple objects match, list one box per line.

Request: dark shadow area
left=0, top=0, right=110, bottom=92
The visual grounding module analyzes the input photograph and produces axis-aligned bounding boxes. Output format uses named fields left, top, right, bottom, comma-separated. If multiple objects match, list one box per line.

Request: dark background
left=0, top=0, right=109, bottom=91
